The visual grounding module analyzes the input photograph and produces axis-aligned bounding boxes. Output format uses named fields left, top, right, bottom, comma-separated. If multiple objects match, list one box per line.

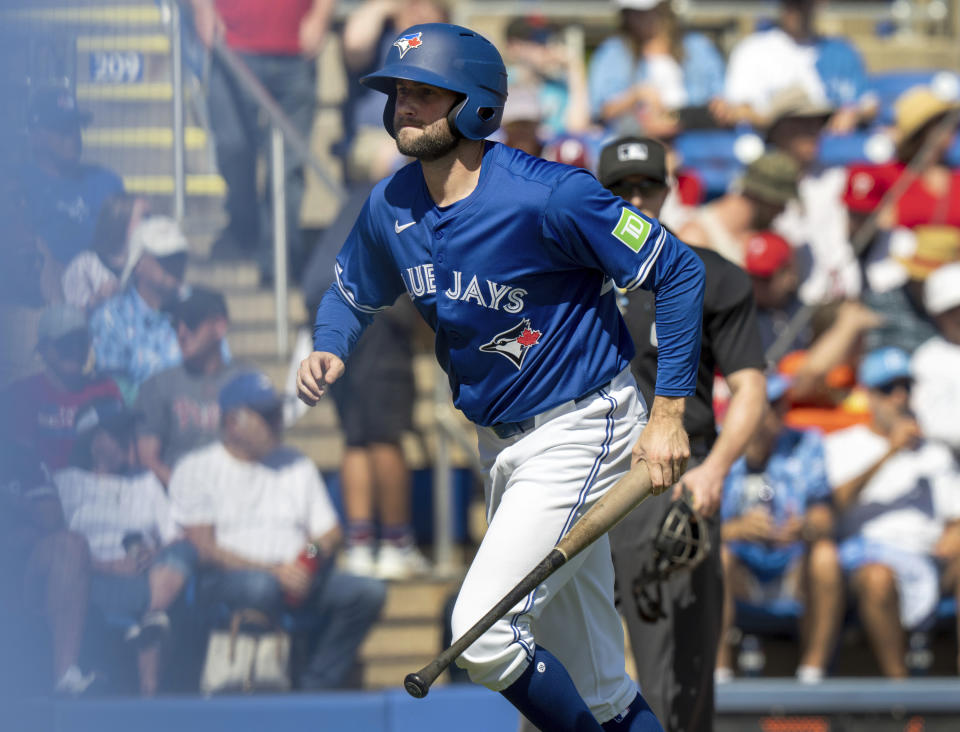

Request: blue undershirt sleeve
left=312, top=284, right=374, bottom=360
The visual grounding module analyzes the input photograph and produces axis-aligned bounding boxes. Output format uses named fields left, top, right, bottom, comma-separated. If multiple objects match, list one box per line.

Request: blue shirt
left=20, top=161, right=124, bottom=264
left=722, top=427, right=832, bottom=580
left=815, top=37, right=870, bottom=108
left=90, top=286, right=182, bottom=396
left=587, top=33, right=725, bottom=120
left=313, top=142, right=704, bottom=426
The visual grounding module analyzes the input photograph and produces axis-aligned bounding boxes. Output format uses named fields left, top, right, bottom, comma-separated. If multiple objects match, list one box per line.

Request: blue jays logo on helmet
left=393, top=31, right=423, bottom=59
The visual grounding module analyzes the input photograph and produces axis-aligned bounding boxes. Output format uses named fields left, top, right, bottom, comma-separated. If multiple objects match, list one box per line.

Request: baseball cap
left=924, top=261, right=960, bottom=315
left=219, top=371, right=283, bottom=414
left=766, top=373, right=793, bottom=402
left=170, top=286, right=228, bottom=329
left=843, top=166, right=886, bottom=213
left=744, top=231, right=793, bottom=277
left=764, top=85, right=833, bottom=139
left=543, top=135, right=590, bottom=169
left=501, top=85, right=542, bottom=125
left=858, top=347, right=912, bottom=389
left=38, top=304, right=88, bottom=342
left=74, top=398, right=138, bottom=437
left=28, top=86, right=91, bottom=132
left=121, top=216, right=189, bottom=284
left=504, top=15, right=557, bottom=44
left=598, top=136, right=668, bottom=187
left=741, top=151, right=800, bottom=206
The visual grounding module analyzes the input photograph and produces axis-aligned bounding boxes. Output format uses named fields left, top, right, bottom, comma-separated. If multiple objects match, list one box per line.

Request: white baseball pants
left=451, top=367, right=647, bottom=724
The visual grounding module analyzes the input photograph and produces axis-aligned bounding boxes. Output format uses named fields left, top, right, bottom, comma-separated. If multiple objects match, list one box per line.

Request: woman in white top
left=61, top=195, right=149, bottom=313
left=54, top=398, right=196, bottom=695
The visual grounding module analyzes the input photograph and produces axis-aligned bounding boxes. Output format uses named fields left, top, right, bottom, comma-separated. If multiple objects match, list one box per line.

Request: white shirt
left=62, top=251, right=118, bottom=312
left=55, top=467, right=180, bottom=562
left=824, top=425, right=960, bottom=554
left=169, top=442, right=338, bottom=565
left=724, top=28, right=827, bottom=115
left=645, top=53, right=687, bottom=110
left=912, top=336, right=960, bottom=450
left=774, top=167, right=862, bottom=305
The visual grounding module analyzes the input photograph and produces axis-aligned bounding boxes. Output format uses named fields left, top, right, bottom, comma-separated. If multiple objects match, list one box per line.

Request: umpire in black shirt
left=601, top=137, right=767, bottom=732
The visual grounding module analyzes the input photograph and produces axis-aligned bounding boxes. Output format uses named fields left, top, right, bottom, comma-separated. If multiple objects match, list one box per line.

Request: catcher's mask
left=633, top=496, right=711, bottom=622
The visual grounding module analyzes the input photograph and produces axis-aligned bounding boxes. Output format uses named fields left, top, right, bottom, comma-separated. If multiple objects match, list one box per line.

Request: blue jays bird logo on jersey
left=480, top=318, right=542, bottom=370
left=393, top=32, right=423, bottom=59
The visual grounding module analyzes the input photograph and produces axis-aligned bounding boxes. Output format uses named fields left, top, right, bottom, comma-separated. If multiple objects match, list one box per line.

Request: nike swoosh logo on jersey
left=394, top=220, right=416, bottom=233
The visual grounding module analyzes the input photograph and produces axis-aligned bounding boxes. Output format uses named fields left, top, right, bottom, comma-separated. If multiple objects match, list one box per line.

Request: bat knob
left=404, top=672, right=430, bottom=699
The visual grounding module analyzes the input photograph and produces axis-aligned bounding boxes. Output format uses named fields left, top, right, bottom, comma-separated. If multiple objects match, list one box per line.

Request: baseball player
left=297, top=24, right=705, bottom=731
left=598, top=136, right=766, bottom=731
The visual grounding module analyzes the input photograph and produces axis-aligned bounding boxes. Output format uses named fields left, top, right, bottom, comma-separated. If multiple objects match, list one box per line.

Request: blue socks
left=500, top=647, right=603, bottom=731
left=601, top=693, right=663, bottom=731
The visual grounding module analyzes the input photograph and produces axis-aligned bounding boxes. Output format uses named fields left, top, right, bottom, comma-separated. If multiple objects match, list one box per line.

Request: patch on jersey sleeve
left=612, top=208, right=652, bottom=253
left=479, top=318, right=542, bottom=370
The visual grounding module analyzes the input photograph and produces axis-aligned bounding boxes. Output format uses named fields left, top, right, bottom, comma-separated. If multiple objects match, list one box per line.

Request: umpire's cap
left=360, top=23, right=508, bottom=140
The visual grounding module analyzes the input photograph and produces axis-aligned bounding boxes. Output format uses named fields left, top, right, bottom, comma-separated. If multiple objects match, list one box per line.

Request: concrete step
left=223, top=289, right=309, bottom=325
left=360, top=621, right=442, bottom=660
left=362, top=655, right=446, bottom=691
left=380, top=580, right=457, bottom=623
left=186, top=261, right=260, bottom=290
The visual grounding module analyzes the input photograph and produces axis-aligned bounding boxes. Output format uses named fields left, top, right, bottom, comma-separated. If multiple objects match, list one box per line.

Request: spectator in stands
left=170, top=372, right=386, bottom=688
left=911, top=263, right=960, bottom=453
left=825, top=347, right=960, bottom=677
left=499, top=86, right=546, bottom=158
left=778, top=300, right=880, bottom=434
left=503, top=15, right=590, bottom=138
left=724, top=0, right=875, bottom=132
left=588, top=0, right=726, bottom=136
left=716, top=374, right=841, bottom=683
left=860, top=226, right=959, bottom=354
left=845, top=86, right=960, bottom=232
left=189, top=0, right=336, bottom=283
left=0, top=449, right=93, bottom=696
left=329, top=298, right=428, bottom=581
left=62, top=194, right=150, bottom=313
left=677, top=151, right=801, bottom=267
left=135, top=287, right=243, bottom=486
left=3, top=305, right=123, bottom=471
left=55, top=399, right=197, bottom=695
left=744, top=231, right=802, bottom=355
left=765, top=86, right=861, bottom=305
left=338, top=0, right=449, bottom=183
left=89, top=216, right=188, bottom=401
left=20, top=86, right=125, bottom=268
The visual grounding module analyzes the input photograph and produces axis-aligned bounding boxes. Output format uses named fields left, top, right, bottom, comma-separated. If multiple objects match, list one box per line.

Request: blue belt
left=488, top=380, right=612, bottom=440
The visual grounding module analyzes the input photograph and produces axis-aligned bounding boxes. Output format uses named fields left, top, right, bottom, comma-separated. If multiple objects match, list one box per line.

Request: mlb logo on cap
left=617, top=142, right=649, bottom=162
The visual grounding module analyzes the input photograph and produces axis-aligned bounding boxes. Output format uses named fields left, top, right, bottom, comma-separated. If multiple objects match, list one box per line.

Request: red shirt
left=845, top=161, right=960, bottom=229
left=217, top=0, right=312, bottom=55
left=4, top=372, right=123, bottom=470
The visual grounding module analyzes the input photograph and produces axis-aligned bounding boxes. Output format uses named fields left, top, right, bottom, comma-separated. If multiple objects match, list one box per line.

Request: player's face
left=394, top=80, right=460, bottom=161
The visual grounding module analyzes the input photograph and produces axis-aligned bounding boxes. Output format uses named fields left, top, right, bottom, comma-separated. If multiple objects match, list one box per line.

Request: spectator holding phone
left=54, top=399, right=196, bottom=695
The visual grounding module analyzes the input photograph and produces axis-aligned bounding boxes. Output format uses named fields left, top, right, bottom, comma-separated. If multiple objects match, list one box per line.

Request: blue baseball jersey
left=314, top=142, right=704, bottom=426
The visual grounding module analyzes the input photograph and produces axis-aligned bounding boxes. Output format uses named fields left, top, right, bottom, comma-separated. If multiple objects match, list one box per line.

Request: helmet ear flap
left=446, top=95, right=467, bottom=139
left=382, top=94, right=398, bottom=139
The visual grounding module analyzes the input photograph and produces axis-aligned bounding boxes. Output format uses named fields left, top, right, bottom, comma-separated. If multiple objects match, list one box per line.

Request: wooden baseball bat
left=404, top=462, right=655, bottom=698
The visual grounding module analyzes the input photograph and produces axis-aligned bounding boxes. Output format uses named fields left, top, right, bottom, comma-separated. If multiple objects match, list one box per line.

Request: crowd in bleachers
left=2, top=0, right=960, bottom=700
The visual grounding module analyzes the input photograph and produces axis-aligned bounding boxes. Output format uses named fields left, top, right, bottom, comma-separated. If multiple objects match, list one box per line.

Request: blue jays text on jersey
left=313, top=142, right=705, bottom=427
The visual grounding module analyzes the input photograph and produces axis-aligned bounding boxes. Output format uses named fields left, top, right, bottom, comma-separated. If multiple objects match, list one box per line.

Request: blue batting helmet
left=360, top=23, right=508, bottom=141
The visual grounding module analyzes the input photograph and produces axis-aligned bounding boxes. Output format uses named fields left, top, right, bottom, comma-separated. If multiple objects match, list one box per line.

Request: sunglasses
left=609, top=180, right=666, bottom=200
left=874, top=378, right=912, bottom=395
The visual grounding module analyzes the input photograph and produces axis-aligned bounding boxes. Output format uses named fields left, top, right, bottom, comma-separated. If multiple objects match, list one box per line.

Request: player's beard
left=395, top=117, right=459, bottom=162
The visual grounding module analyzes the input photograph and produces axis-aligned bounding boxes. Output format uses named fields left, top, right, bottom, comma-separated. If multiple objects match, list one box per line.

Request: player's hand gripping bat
left=404, top=461, right=655, bottom=698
